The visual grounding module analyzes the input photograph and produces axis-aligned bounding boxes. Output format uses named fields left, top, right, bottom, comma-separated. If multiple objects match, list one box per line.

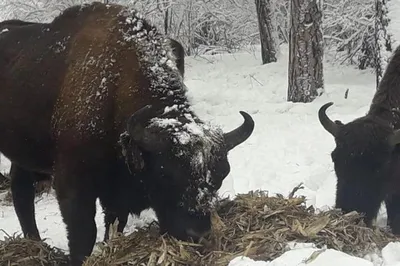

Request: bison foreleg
left=385, top=194, right=400, bottom=234
left=57, top=192, right=97, bottom=265
left=54, top=162, right=98, bottom=266
left=10, top=164, right=41, bottom=240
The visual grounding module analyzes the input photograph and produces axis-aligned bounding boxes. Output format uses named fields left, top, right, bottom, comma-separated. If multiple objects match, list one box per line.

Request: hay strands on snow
left=0, top=231, right=68, bottom=266
left=83, top=186, right=397, bottom=265
left=0, top=185, right=398, bottom=266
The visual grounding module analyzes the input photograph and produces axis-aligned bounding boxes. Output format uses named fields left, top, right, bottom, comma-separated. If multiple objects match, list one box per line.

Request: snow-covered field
left=1, top=44, right=400, bottom=265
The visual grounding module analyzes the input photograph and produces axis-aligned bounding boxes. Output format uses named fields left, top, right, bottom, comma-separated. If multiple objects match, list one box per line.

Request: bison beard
left=318, top=49, right=400, bottom=234
left=0, top=3, right=254, bottom=266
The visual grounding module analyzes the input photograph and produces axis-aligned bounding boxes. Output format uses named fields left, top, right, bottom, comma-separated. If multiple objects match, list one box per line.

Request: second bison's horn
left=224, top=111, right=255, bottom=151
left=318, top=102, right=339, bottom=137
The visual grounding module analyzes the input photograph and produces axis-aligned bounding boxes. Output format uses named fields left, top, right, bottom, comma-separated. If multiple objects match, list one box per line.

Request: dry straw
left=0, top=184, right=397, bottom=266
left=0, top=232, right=68, bottom=266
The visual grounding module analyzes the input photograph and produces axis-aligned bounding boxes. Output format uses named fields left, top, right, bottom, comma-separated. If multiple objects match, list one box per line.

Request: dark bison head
left=124, top=105, right=254, bottom=240
left=318, top=102, right=400, bottom=224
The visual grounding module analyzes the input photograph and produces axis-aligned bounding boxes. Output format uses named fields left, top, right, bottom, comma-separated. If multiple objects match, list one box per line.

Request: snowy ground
left=1, top=44, right=400, bottom=265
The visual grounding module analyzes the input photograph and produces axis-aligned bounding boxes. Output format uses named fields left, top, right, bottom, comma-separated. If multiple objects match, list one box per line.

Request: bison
left=0, top=19, right=36, bottom=32
left=318, top=46, right=400, bottom=234
left=0, top=2, right=254, bottom=265
left=0, top=19, right=185, bottom=78
left=0, top=15, right=185, bottom=243
left=0, top=18, right=185, bottom=196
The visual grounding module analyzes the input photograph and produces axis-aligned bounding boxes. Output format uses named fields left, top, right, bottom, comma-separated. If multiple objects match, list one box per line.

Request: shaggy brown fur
left=0, top=3, right=254, bottom=265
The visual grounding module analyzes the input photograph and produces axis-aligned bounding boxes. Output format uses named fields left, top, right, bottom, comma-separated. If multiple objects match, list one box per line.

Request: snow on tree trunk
left=288, top=0, right=324, bottom=103
left=255, top=0, right=277, bottom=64
left=375, top=0, right=392, bottom=88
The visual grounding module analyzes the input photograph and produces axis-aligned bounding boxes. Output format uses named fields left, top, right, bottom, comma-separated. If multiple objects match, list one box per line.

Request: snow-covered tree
left=255, top=0, right=278, bottom=64
left=288, top=0, right=324, bottom=103
left=375, top=0, right=392, bottom=88
left=0, top=0, right=385, bottom=66
left=0, top=0, right=261, bottom=56
left=323, top=0, right=373, bottom=65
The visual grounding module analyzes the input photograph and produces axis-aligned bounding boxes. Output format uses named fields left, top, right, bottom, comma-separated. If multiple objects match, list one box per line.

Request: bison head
left=124, top=105, right=254, bottom=240
left=318, top=102, right=400, bottom=225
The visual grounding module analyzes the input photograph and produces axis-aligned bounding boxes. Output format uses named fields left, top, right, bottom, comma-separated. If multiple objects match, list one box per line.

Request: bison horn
left=127, top=105, right=166, bottom=151
left=389, top=129, right=400, bottom=147
left=224, top=111, right=255, bottom=151
left=318, top=102, right=339, bottom=137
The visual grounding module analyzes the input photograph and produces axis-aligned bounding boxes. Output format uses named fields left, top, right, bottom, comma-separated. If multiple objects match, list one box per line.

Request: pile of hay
left=0, top=187, right=397, bottom=266
left=83, top=188, right=397, bottom=266
left=0, top=233, right=68, bottom=266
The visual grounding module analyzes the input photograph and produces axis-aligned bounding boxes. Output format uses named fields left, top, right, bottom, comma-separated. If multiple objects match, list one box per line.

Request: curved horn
left=224, top=111, right=255, bottom=151
left=389, top=129, right=400, bottom=147
left=318, top=102, right=339, bottom=137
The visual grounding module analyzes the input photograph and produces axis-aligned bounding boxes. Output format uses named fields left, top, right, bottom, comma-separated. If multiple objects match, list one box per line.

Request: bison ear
left=126, top=105, right=167, bottom=152
left=334, top=120, right=344, bottom=126
left=119, top=132, right=145, bottom=172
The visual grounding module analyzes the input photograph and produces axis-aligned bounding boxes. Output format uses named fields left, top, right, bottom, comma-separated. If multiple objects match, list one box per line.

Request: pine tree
left=255, top=0, right=277, bottom=64
left=288, top=0, right=324, bottom=103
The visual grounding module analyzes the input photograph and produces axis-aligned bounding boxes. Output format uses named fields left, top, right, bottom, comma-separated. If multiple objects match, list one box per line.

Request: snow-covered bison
left=318, top=46, right=400, bottom=234
left=0, top=19, right=185, bottom=78
left=0, top=18, right=185, bottom=196
left=0, top=3, right=254, bottom=265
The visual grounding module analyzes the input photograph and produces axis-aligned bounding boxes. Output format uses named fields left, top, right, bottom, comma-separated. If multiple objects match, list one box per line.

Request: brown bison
left=0, top=19, right=185, bottom=78
left=0, top=2, right=254, bottom=265
left=0, top=19, right=36, bottom=32
left=0, top=18, right=185, bottom=196
left=318, top=46, right=400, bottom=234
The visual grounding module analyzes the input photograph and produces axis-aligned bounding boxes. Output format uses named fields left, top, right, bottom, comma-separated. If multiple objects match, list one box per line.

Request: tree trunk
left=375, top=0, right=392, bottom=88
left=164, top=8, right=169, bottom=35
left=163, top=0, right=171, bottom=35
left=288, top=0, right=324, bottom=103
left=255, top=0, right=277, bottom=64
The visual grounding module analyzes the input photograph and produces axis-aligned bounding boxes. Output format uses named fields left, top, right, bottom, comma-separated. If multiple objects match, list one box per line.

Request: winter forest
left=0, top=0, right=392, bottom=99
left=1, top=0, right=400, bottom=265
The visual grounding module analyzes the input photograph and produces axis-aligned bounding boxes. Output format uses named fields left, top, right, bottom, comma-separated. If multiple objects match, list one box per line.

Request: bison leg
left=385, top=194, right=400, bottom=234
left=56, top=190, right=97, bottom=265
left=103, top=209, right=128, bottom=242
left=10, top=164, right=43, bottom=240
left=54, top=163, right=98, bottom=266
left=335, top=179, right=383, bottom=228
